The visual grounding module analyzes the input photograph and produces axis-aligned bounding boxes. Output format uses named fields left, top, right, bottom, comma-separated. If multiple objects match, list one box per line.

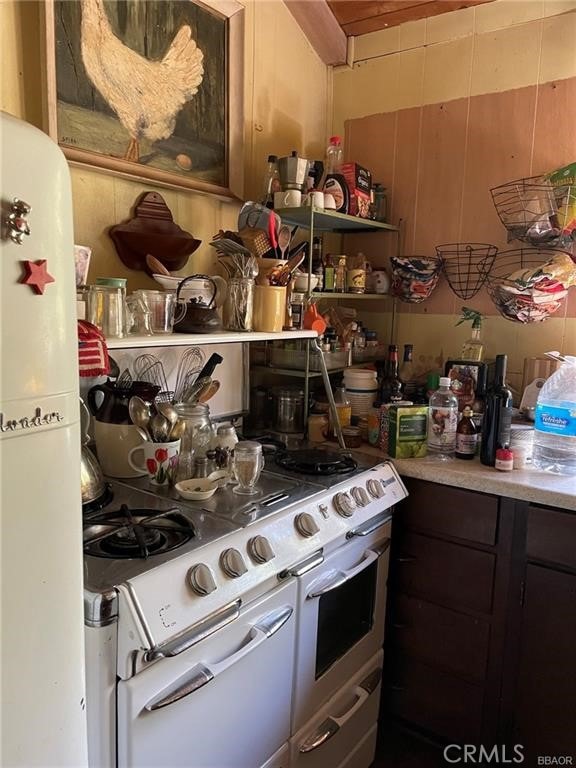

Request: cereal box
left=340, top=162, right=372, bottom=218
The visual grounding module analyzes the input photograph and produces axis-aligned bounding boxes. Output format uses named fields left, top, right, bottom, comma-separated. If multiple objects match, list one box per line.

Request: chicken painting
left=80, top=0, right=204, bottom=163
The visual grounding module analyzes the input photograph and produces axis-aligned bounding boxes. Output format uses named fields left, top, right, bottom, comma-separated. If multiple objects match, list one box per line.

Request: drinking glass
left=232, top=441, right=264, bottom=495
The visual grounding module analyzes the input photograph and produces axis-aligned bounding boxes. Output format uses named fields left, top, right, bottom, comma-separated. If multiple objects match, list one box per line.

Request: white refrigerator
left=1, top=111, right=88, bottom=766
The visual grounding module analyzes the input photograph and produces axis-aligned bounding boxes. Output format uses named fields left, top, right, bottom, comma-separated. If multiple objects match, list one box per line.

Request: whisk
left=173, top=347, right=205, bottom=402
left=133, top=353, right=170, bottom=398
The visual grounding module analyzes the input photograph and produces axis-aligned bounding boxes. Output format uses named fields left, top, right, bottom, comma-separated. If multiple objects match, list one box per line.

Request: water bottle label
left=535, top=403, right=576, bottom=437
left=428, top=407, right=457, bottom=450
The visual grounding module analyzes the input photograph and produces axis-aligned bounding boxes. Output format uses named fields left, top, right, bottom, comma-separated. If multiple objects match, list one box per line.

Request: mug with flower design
left=128, top=439, right=181, bottom=485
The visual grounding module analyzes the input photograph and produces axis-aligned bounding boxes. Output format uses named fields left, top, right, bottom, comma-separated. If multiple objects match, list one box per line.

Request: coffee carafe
left=277, top=151, right=310, bottom=191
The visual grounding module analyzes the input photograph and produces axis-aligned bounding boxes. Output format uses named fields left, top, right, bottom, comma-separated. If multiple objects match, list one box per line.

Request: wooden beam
left=284, top=0, right=348, bottom=66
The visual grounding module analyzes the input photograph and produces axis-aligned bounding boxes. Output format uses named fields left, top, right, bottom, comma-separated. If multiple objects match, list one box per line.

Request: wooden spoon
left=146, top=254, right=171, bottom=276
left=197, top=380, right=220, bottom=403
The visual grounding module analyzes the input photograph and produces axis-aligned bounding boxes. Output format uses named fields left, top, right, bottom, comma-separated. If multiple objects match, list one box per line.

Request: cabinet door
left=384, top=655, right=484, bottom=744
left=392, top=531, right=496, bottom=614
left=400, top=479, right=499, bottom=546
left=512, top=563, right=576, bottom=760
left=388, top=593, right=490, bottom=683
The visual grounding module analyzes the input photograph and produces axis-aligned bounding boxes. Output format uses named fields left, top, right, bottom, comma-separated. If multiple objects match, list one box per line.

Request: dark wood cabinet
left=382, top=480, right=576, bottom=763
left=506, top=505, right=576, bottom=765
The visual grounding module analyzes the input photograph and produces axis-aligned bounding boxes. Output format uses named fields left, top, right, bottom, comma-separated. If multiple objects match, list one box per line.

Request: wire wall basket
left=483, top=248, right=576, bottom=324
left=490, top=175, right=575, bottom=248
left=390, top=255, right=442, bottom=303
left=435, top=243, right=498, bottom=299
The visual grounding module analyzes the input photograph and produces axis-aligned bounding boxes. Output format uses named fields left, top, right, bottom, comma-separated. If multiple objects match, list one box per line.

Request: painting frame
left=43, top=0, right=244, bottom=200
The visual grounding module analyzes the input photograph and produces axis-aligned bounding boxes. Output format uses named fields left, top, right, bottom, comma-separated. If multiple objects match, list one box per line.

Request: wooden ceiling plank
left=284, top=0, right=348, bottom=66
left=341, top=0, right=490, bottom=36
left=327, top=0, right=432, bottom=26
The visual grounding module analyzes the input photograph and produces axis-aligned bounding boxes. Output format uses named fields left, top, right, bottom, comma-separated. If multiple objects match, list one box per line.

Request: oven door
left=292, top=518, right=391, bottom=732
left=117, top=579, right=296, bottom=768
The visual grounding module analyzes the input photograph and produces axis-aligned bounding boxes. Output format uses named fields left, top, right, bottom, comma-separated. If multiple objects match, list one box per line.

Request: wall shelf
left=106, top=329, right=317, bottom=350
left=313, top=292, right=392, bottom=300
left=275, top=206, right=398, bottom=233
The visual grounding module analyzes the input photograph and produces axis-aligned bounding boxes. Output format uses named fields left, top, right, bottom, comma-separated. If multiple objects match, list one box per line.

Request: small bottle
left=333, top=386, right=352, bottom=430
left=456, top=406, right=478, bottom=460
left=311, top=237, right=324, bottom=291
left=289, top=292, right=305, bottom=330
left=480, top=354, right=513, bottom=467
left=334, top=255, right=347, bottom=293
left=379, top=345, right=403, bottom=404
left=261, top=154, right=281, bottom=209
left=322, top=136, right=349, bottom=214
left=457, top=307, right=484, bottom=362
left=323, top=254, right=335, bottom=292
left=495, top=446, right=514, bottom=471
left=353, top=321, right=366, bottom=351
left=399, top=344, right=417, bottom=400
left=427, top=376, right=458, bottom=461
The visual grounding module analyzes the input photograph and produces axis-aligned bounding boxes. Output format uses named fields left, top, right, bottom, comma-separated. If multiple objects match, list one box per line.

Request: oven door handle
left=299, top=667, right=383, bottom=753
left=306, top=546, right=384, bottom=600
left=144, top=605, right=293, bottom=712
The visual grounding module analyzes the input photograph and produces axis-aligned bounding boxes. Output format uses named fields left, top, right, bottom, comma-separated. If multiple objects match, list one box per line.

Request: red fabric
left=78, top=320, right=110, bottom=377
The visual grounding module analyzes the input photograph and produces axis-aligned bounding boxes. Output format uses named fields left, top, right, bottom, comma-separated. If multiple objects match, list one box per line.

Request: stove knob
left=366, top=478, right=385, bottom=499
left=295, top=512, right=320, bottom=538
left=247, top=535, right=275, bottom=565
left=351, top=486, right=370, bottom=507
left=219, top=548, right=248, bottom=579
left=333, top=491, right=356, bottom=517
left=187, top=564, right=217, bottom=596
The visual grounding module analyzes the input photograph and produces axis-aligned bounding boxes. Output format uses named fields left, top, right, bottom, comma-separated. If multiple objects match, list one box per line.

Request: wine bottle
left=379, top=344, right=403, bottom=404
left=480, top=354, right=513, bottom=466
left=399, top=343, right=417, bottom=400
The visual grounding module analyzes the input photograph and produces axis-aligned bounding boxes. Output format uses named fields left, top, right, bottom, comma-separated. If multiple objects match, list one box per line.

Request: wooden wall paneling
left=345, top=111, right=399, bottom=261
left=389, top=107, right=422, bottom=259
left=460, top=85, right=538, bottom=246
left=532, top=77, right=576, bottom=175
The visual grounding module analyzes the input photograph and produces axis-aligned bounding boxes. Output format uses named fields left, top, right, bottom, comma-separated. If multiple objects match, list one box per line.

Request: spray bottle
left=456, top=307, right=484, bottom=362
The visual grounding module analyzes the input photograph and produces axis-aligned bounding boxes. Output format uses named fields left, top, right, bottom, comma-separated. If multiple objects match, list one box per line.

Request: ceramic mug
left=304, top=190, right=325, bottom=209
left=274, top=189, right=302, bottom=208
left=128, top=439, right=181, bottom=485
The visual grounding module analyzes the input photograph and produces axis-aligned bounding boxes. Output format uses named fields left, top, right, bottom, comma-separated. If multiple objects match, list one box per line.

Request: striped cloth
left=78, top=320, right=110, bottom=377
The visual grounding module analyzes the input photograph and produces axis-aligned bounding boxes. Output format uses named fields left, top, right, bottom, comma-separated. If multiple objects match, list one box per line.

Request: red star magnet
left=21, top=260, right=55, bottom=294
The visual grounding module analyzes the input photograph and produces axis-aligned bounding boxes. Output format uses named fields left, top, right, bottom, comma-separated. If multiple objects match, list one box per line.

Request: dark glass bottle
left=480, top=354, right=513, bottom=466
left=379, top=345, right=403, bottom=404
left=456, top=406, right=478, bottom=460
left=399, top=343, right=416, bottom=400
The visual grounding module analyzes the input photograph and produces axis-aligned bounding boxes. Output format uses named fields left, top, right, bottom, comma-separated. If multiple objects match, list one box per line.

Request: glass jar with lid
left=212, top=423, right=238, bottom=472
left=173, top=403, right=214, bottom=482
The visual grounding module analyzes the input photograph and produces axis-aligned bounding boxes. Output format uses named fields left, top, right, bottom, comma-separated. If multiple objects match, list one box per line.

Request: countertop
left=355, top=444, right=576, bottom=512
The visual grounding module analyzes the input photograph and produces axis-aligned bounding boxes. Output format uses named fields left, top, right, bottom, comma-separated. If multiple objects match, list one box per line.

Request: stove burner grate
left=275, top=449, right=358, bottom=476
left=84, top=505, right=194, bottom=559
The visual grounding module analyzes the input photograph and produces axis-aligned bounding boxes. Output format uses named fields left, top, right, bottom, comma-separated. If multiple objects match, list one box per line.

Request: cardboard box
left=341, top=162, right=372, bottom=218
left=387, top=404, right=428, bottom=459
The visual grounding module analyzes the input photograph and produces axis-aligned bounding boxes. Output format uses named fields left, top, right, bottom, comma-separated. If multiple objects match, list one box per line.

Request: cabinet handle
left=392, top=622, right=408, bottom=629
left=389, top=684, right=406, bottom=691
left=396, top=555, right=416, bottom=563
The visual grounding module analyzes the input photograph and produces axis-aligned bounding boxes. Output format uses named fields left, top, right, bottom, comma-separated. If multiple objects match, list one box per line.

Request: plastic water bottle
left=532, top=356, right=576, bottom=475
left=427, top=376, right=458, bottom=461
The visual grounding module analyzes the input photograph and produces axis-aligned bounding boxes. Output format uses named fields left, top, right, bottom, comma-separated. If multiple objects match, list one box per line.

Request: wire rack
left=490, top=175, right=575, bottom=248
left=435, top=243, right=498, bottom=299
left=483, top=248, right=573, bottom=324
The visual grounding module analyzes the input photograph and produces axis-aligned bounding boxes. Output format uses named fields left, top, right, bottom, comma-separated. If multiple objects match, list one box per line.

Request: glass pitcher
left=174, top=403, right=214, bottom=482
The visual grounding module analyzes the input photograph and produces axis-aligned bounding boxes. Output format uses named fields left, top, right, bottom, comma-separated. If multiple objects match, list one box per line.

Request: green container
left=388, top=405, right=428, bottom=459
